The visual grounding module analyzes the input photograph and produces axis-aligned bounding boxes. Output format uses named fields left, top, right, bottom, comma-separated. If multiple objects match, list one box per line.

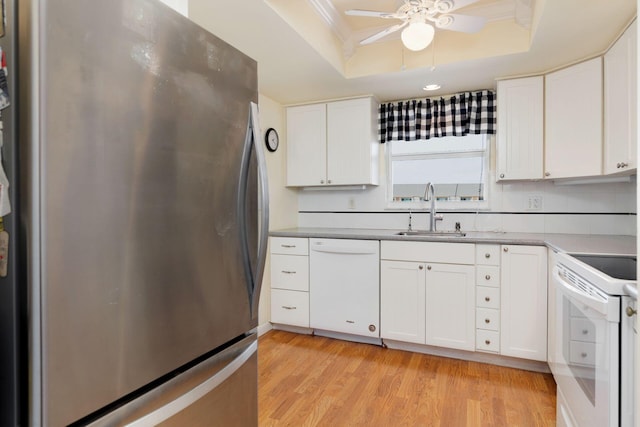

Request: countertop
left=269, top=227, right=637, bottom=256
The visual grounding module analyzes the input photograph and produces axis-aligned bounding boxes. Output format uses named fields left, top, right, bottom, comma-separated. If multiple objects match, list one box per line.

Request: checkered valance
left=378, top=90, right=496, bottom=143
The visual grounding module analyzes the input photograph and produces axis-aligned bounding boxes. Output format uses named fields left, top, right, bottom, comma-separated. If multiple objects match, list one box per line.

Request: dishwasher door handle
left=310, top=245, right=377, bottom=255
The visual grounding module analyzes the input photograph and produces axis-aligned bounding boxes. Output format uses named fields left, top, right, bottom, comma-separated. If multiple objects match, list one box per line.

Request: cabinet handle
left=320, top=180, right=325, bottom=184
left=418, top=265, right=424, bottom=270
left=581, top=352, right=588, bottom=358
left=582, top=329, right=588, bottom=335
left=626, top=306, right=637, bottom=317
left=281, top=244, right=296, bottom=248
left=282, top=306, right=297, bottom=310
left=427, top=265, right=432, bottom=271
left=485, top=253, right=491, bottom=259
left=485, top=275, right=491, bottom=280
left=545, top=172, right=551, bottom=177
left=327, top=179, right=332, bottom=184
left=485, top=340, right=491, bottom=345
left=617, top=162, right=629, bottom=169
left=499, top=173, right=505, bottom=179
left=346, top=320, right=355, bottom=324
left=485, top=296, right=491, bottom=302
left=503, top=247, right=509, bottom=252
left=485, top=318, right=490, bottom=324
left=281, top=270, right=296, bottom=274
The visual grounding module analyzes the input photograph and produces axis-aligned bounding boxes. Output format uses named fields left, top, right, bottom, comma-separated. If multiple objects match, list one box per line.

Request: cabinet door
left=326, top=98, right=379, bottom=186
left=604, top=21, right=637, bottom=174
left=380, top=261, right=426, bottom=344
left=286, top=104, right=327, bottom=186
left=425, top=263, right=475, bottom=351
left=545, top=57, right=603, bottom=179
left=500, top=245, right=548, bottom=361
left=496, top=77, right=544, bottom=180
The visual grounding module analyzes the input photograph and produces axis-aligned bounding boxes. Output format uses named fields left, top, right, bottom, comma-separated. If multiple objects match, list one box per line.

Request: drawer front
left=381, top=241, right=474, bottom=264
left=476, top=244, right=500, bottom=266
left=476, top=266, right=500, bottom=287
left=271, top=289, right=309, bottom=327
left=570, top=317, right=596, bottom=343
left=271, top=254, right=309, bottom=291
left=476, top=308, right=500, bottom=331
left=476, top=330, right=500, bottom=353
left=569, top=341, right=596, bottom=366
left=476, top=286, right=500, bottom=309
left=270, top=237, right=308, bottom=255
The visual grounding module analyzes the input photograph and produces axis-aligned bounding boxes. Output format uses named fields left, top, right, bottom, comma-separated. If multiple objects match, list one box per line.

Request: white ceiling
left=188, top=0, right=636, bottom=104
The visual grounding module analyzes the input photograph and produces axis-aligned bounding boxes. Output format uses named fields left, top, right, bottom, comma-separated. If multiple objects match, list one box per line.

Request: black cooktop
left=571, top=254, right=637, bottom=281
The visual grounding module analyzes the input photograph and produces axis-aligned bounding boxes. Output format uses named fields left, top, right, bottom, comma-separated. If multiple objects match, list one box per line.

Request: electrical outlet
left=528, top=195, right=542, bottom=210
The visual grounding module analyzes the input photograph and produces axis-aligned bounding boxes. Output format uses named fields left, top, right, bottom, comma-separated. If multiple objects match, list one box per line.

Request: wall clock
left=264, top=127, right=279, bottom=152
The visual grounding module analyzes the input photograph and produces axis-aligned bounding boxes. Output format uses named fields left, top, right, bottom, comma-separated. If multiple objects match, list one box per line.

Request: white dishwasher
left=309, top=238, right=380, bottom=340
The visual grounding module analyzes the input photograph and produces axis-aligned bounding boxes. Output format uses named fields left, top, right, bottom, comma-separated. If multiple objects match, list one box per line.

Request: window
left=387, top=134, right=489, bottom=209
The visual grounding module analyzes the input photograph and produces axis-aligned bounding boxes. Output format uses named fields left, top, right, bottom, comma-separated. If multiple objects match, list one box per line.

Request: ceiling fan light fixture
left=423, top=84, right=441, bottom=91
left=401, top=21, right=434, bottom=51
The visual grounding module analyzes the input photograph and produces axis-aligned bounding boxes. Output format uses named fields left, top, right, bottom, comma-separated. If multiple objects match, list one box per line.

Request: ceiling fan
left=345, top=0, right=487, bottom=51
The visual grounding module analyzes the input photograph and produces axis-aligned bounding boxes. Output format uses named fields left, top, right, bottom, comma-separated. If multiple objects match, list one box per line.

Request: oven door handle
left=553, top=267, right=617, bottom=321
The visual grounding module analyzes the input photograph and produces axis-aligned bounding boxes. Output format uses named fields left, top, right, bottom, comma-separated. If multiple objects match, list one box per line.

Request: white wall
left=297, top=138, right=637, bottom=235
left=158, top=0, right=188, bottom=16
left=257, top=94, right=298, bottom=332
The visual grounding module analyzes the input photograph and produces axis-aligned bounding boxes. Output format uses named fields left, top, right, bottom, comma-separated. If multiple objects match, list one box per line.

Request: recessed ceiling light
left=423, top=84, right=441, bottom=91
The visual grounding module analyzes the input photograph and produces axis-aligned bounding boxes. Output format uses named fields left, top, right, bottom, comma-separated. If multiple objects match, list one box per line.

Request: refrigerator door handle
left=124, top=341, right=258, bottom=427
left=238, top=102, right=269, bottom=317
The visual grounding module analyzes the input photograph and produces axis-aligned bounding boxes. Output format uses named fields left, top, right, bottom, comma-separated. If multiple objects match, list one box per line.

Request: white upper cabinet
left=286, top=97, right=379, bottom=187
left=545, top=57, right=603, bottom=179
left=604, top=20, right=637, bottom=175
left=496, top=76, right=544, bottom=180
left=286, top=104, right=327, bottom=187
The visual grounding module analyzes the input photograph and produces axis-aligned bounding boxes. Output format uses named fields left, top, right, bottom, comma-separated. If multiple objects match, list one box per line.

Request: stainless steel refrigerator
left=4, top=0, right=268, bottom=425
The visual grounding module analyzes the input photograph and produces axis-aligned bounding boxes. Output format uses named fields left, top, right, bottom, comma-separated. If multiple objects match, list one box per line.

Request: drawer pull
left=485, top=296, right=491, bottom=302
left=485, top=275, right=491, bottom=280
left=582, top=329, right=589, bottom=335
left=282, top=306, right=297, bottom=310
left=503, top=247, right=509, bottom=252
left=281, top=270, right=296, bottom=274
left=485, top=318, right=491, bottom=324
left=427, top=265, right=432, bottom=271
left=485, top=253, right=491, bottom=259
left=281, top=244, right=296, bottom=248
left=581, top=352, right=588, bottom=358
left=485, top=340, right=491, bottom=345
left=346, top=320, right=355, bottom=324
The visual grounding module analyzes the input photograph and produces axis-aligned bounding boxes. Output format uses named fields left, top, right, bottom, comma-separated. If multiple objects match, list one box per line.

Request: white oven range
left=551, top=252, right=636, bottom=427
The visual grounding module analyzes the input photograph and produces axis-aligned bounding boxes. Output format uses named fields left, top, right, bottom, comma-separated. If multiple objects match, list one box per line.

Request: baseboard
left=257, top=322, right=273, bottom=337
left=384, top=339, right=551, bottom=373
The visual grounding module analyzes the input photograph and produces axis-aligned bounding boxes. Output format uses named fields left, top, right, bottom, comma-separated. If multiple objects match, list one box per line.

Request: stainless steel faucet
left=424, top=182, right=444, bottom=231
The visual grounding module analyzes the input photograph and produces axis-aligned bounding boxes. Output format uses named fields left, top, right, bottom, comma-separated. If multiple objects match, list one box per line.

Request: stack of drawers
left=475, top=244, right=501, bottom=353
left=270, top=237, right=310, bottom=328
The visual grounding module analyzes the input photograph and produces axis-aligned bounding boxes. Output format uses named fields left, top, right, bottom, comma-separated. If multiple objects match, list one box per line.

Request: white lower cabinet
left=380, top=242, right=475, bottom=351
left=500, top=245, right=548, bottom=361
left=270, top=237, right=310, bottom=328
left=380, top=261, right=426, bottom=344
left=271, top=289, right=310, bottom=328
left=425, top=263, right=475, bottom=351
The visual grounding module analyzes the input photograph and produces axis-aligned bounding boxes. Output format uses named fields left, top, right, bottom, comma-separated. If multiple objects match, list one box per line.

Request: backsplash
left=297, top=173, right=637, bottom=235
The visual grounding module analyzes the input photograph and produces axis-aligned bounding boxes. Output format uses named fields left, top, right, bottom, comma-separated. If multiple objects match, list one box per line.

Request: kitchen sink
left=395, top=230, right=466, bottom=237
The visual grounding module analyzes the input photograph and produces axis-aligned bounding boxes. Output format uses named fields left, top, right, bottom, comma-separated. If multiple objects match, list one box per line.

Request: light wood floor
left=258, top=330, right=556, bottom=427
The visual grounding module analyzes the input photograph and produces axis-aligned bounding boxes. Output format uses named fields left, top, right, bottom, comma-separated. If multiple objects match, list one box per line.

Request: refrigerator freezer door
left=89, top=334, right=258, bottom=427
left=20, top=0, right=259, bottom=425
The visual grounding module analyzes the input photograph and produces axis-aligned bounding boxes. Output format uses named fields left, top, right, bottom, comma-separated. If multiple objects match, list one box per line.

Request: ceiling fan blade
left=345, top=9, right=401, bottom=19
left=443, top=0, right=482, bottom=13
left=360, top=22, right=408, bottom=45
left=436, top=13, right=486, bottom=33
